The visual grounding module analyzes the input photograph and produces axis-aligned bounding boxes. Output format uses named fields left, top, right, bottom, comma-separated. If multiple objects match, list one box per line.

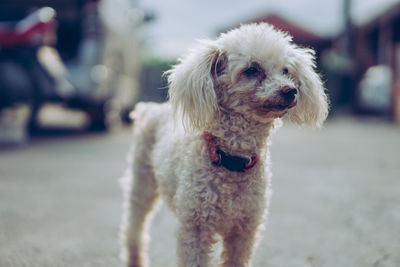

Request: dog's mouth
left=262, top=99, right=297, bottom=111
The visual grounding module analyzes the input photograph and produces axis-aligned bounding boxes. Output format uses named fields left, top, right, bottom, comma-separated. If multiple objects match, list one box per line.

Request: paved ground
left=0, top=117, right=399, bottom=267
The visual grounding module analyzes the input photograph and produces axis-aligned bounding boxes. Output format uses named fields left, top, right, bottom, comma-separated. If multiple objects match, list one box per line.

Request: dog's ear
left=166, top=41, right=223, bottom=131
left=288, top=47, right=329, bottom=128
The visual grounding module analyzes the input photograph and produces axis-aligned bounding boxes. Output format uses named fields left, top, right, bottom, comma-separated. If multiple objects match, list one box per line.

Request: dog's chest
left=209, top=176, right=267, bottom=229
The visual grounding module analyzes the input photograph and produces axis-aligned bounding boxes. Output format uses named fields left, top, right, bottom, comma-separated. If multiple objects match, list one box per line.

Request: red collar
left=204, top=131, right=258, bottom=172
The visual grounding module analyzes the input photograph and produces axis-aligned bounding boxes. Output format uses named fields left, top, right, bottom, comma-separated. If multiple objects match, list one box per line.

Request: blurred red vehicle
left=0, top=0, right=151, bottom=133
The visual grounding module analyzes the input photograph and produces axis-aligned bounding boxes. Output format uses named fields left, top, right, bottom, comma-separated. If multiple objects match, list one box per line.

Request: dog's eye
left=243, top=67, right=259, bottom=77
left=282, top=68, right=289, bottom=75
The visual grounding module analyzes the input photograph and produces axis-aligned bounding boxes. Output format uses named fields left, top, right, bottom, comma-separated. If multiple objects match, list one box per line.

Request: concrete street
left=0, top=117, right=399, bottom=267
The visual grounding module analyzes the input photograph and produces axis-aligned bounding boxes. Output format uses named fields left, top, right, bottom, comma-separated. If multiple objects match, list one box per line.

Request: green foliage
left=141, top=57, right=178, bottom=70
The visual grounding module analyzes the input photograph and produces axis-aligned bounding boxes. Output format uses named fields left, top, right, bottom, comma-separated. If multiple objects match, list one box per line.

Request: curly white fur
left=120, top=23, right=328, bottom=267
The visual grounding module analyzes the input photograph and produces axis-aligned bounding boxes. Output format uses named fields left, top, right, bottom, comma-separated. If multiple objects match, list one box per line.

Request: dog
left=120, top=23, right=328, bottom=267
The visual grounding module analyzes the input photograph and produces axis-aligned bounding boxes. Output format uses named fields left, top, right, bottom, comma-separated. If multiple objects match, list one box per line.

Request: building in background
left=353, top=2, right=400, bottom=122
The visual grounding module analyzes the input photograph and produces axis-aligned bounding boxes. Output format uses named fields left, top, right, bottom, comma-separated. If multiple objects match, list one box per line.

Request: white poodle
left=120, top=23, right=328, bottom=267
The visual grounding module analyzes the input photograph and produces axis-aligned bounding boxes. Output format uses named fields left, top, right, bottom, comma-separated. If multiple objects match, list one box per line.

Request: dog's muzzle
left=262, top=87, right=298, bottom=111
left=281, top=87, right=297, bottom=103
left=276, top=87, right=297, bottom=109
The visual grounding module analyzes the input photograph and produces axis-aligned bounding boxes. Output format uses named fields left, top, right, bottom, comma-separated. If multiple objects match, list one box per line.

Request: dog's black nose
left=281, top=87, right=297, bottom=102
left=281, top=87, right=297, bottom=96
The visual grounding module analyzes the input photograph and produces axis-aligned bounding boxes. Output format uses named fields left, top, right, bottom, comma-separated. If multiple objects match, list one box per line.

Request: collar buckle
left=204, top=131, right=258, bottom=173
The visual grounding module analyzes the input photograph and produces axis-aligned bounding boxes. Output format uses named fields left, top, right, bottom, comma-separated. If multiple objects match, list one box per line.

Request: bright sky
left=138, top=0, right=399, bottom=58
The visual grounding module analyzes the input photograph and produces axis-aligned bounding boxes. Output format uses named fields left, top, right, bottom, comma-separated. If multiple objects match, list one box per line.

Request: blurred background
left=0, top=0, right=399, bottom=266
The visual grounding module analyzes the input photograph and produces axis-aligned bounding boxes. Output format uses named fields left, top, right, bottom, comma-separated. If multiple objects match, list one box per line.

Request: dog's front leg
left=176, top=222, right=215, bottom=267
left=218, top=227, right=260, bottom=267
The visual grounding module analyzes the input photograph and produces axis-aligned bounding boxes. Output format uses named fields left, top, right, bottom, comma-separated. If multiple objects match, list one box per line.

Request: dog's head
left=166, top=23, right=329, bottom=131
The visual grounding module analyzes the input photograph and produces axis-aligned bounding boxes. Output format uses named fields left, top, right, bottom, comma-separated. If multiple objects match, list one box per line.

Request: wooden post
left=393, top=44, right=400, bottom=123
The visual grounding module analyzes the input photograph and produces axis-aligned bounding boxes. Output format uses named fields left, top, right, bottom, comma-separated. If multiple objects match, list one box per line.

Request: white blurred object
left=98, top=0, right=145, bottom=118
left=0, top=105, right=30, bottom=145
left=37, top=46, right=75, bottom=98
left=358, top=65, right=392, bottom=111
left=99, top=0, right=144, bottom=35
left=37, top=104, right=90, bottom=128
